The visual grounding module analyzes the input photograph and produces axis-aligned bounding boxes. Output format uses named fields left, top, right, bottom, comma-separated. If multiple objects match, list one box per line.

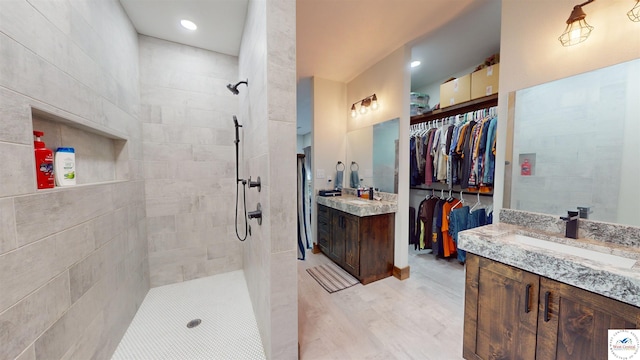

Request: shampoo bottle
left=33, top=131, right=54, bottom=189
left=55, top=147, right=76, bottom=186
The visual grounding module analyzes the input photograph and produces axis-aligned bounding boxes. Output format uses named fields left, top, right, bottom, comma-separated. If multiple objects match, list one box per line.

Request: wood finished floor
left=298, top=248, right=466, bottom=360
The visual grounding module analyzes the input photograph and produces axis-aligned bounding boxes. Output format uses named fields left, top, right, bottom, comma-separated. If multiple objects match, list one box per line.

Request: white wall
left=494, top=0, right=640, bottom=222
left=0, top=1, right=147, bottom=359
left=239, top=0, right=298, bottom=358
left=311, top=77, right=347, bottom=245
left=347, top=46, right=411, bottom=271
left=412, top=64, right=479, bottom=108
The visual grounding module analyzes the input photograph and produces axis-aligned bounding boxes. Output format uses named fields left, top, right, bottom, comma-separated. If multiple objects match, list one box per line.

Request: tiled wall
left=239, top=0, right=298, bottom=358
left=138, top=35, right=243, bottom=287
left=0, top=1, right=147, bottom=359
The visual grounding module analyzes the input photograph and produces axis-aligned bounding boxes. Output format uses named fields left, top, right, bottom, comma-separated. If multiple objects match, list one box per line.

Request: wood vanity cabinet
left=463, top=254, right=640, bottom=360
left=317, top=204, right=394, bottom=284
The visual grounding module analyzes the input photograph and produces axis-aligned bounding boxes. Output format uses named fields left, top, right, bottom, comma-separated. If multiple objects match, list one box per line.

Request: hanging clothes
left=418, top=196, right=438, bottom=250
left=431, top=199, right=445, bottom=256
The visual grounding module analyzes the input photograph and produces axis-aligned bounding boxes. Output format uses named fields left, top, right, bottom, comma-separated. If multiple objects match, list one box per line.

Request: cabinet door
left=317, top=206, right=331, bottom=253
left=463, top=254, right=539, bottom=360
left=536, top=277, right=640, bottom=360
left=343, top=214, right=359, bottom=276
left=330, top=212, right=346, bottom=263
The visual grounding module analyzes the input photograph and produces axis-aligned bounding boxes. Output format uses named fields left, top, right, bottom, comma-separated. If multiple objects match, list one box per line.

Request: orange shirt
left=441, top=201, right=463, bottom=258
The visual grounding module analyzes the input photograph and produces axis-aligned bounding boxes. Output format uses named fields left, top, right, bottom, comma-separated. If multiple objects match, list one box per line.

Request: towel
left=350, top=170, right=359, bottom=188
left=335, top=170, right=343, bottom=190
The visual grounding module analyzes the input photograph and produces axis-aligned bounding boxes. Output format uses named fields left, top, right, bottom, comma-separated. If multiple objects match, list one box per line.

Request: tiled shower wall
left=138, top=35, right=243, bottom=287
left=0, top=1, right=147, bottom=360
left=239, top=0, right=298, bottom=358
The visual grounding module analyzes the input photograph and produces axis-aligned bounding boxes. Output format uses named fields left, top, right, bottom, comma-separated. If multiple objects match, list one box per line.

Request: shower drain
left=186, top=319, right=202, bottom=328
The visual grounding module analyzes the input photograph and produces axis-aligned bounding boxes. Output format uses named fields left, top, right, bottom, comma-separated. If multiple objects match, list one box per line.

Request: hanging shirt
left=449, top=205, right=470, bottom=263
left=441, top=200, right=463, bottom=258
left=419, top=197, right=438, bottom=250
left=424, top=129, right=436, bottom=186
left=431, top=199, right=445, bottom=256
left=482, top=117, right=498, bottom=185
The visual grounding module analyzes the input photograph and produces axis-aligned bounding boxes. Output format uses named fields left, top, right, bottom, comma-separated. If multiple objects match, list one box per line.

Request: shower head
left=226, top=79, right=248, bottom=95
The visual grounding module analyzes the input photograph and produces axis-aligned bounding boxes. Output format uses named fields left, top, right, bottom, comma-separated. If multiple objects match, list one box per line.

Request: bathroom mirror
left=346, top=117, right=399, bottom=193
left=506, top=58, right=640, bottom=227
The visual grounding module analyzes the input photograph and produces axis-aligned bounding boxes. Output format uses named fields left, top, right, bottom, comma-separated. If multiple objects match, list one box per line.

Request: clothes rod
left=410, top=186, right=494, bottom=197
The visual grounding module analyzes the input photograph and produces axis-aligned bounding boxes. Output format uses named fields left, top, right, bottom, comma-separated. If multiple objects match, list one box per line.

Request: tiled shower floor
left=112, top=270, right=266, bottom=360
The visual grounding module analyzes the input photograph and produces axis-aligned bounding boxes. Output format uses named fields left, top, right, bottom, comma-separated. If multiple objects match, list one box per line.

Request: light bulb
left=180, top=19, right=197, bottom=31
left=351, top=105, right=357, bottom=118
left=359, top=105, right=367, bottom=115
left=371, top=94, right=378, bottom=110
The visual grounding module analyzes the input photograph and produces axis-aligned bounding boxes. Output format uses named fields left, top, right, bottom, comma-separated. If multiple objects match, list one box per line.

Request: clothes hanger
left=452, top=190, right=465, bottom=208
left=470, top=191, right=483, bottom=213
left=446, top=189, right=454, bottom=202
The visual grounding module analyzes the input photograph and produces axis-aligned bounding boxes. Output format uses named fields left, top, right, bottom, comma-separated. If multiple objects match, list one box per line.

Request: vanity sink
left=348, top=200, right=370, bottom=205
left=513, top=234, right=637, bottom=269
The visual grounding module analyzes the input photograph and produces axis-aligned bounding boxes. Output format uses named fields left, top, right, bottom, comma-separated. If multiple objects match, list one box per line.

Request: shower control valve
left=248, top=203, right=262, bottom=226
left=248, top=176, right=261, bottom=192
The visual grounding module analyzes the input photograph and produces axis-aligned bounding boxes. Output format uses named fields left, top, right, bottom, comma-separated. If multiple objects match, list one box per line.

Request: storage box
left=440, top=74, right=471, bottom=108
left=471, top=63, right=500, bottom=99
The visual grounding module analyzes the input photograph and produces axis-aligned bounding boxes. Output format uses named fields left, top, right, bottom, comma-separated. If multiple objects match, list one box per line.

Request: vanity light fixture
left=180, top=19, right=198, bottom=31
left=558, top=0, right=595, bottom=46
left=350, top=94, right=378, bottom=118
left=628, top=0, right=640, bottom=22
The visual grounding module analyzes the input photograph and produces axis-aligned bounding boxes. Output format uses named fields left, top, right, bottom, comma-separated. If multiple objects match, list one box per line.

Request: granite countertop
left=459, top=223, right=640, bottom=307
left=316, top=195, right=398, bottom=217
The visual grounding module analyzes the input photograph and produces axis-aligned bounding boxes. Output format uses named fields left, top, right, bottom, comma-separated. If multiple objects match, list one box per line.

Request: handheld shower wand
left=233, top=116, right=262, bottom=241
left=233, top=116, right=242, bottom=183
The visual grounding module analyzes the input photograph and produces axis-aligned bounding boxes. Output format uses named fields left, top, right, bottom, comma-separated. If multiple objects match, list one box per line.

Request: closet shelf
left=410, top=94, right=498, bottom=125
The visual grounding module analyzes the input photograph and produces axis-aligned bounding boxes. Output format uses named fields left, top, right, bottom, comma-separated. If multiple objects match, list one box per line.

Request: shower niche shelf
left=31, top=107, right=129, bottom=190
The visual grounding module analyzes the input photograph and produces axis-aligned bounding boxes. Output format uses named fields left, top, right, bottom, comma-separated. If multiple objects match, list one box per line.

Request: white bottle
left=55, top=147, right=76, bottom=186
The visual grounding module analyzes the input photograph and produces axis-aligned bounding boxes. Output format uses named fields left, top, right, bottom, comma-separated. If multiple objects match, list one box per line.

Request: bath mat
left=306, top=262, right=359, bottom=293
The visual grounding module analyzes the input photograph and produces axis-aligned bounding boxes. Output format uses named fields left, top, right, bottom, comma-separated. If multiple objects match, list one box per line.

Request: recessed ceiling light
left=411, top=60, right=421, bottom=68
left=180, top=19, right=197, bottom=31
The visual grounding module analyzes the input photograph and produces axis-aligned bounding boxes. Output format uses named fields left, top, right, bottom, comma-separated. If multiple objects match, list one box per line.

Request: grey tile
left=150, top=263, right=183, bottom=287
left=0, top=87, right=32, bottom=144
left=0, top=198, right=17, bottom=255
left=0, top=221, right=94, bottom=314
left=0, top=272, right=71, bottom=360
left=69, top=234, right=124, bottom=303
left=14, top=344, right=36, bottom=360
left=146, top=215, right=176, bottom=235
left=35, top=269, right=115, bottom=360
left=0, top=142, right=34, bottom=197
left=14, top=184, right=113, bottom=246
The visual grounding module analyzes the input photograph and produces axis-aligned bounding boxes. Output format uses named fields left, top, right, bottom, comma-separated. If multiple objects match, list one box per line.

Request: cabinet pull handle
left=544, top=291, right=551, bottom=322
left=524, top=284, right=531, bottom=313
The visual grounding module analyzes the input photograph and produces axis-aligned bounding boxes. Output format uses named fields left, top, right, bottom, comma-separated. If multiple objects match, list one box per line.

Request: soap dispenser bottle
left=33, top=131, right=54, bottom=189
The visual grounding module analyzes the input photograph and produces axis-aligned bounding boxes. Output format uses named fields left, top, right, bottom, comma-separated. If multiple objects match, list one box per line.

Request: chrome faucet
left=560, top=210, right=579, bottom=239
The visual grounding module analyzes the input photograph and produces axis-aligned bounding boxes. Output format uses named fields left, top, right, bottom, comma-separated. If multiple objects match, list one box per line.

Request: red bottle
left=521, top=158, right=531, bottom=176
left=34, top=131, right=54, bottom=189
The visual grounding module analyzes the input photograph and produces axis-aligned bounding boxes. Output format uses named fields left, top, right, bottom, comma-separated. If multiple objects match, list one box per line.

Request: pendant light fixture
left=558, top=0, right=595, bottom=46
left=629, top=0, right=640, bottom=22
left=350, top=94, right=379, bottom=118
